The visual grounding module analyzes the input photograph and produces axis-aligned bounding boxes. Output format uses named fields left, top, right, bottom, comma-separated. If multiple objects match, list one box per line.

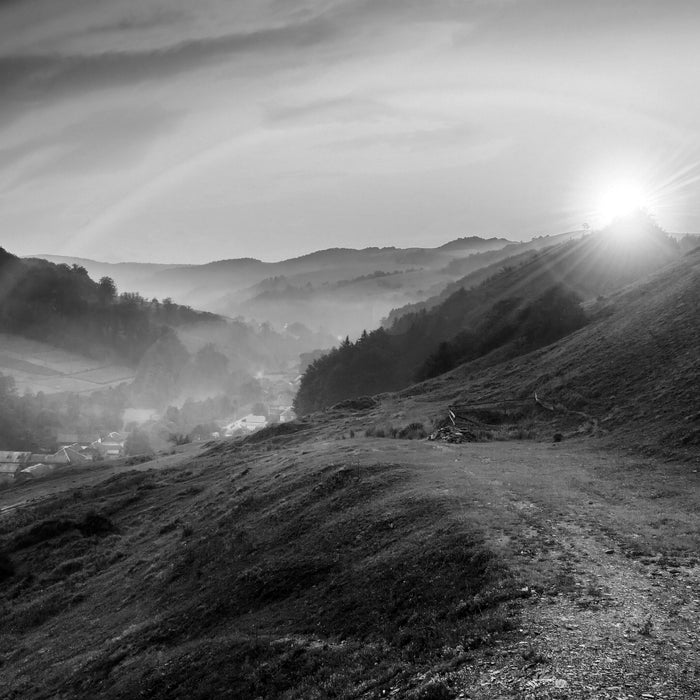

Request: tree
left=97, top=276, right=117, bottom=303
left=416, top=341, right=455, bottom=381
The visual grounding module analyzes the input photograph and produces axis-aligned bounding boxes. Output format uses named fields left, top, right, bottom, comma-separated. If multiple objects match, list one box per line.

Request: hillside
left=295, top=216, right=681, bottom=414
left=0, top=240, right=698, bottom=698
left=392, top=245, right=700, bottom=459
left=386, top=218, right=676, bottom=329
left=383, top=231, right=584, bottom=327
left=0, top=248, right=334, bottom=450
left=0, top=334, right=134, bottom=396
left=0, top=248, right=216, bottom=367
left=37, top=237, right=528, bottom=336
left=0, top=298, right=698, bottom=698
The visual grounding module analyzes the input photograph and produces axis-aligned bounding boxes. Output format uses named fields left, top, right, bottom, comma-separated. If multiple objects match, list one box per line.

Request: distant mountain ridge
left=32, top=236, right=534, bottom=336
left=437, top=236, right=510, bottom=251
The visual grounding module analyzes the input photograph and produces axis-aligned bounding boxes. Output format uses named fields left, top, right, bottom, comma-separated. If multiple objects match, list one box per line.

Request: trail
left=1, top=436, right=697, bottom=698
left=284, top=438, right=700, bottom=698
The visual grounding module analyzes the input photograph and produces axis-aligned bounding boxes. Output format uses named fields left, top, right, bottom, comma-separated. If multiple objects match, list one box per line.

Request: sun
left=595, top=179, right=651, bottom=227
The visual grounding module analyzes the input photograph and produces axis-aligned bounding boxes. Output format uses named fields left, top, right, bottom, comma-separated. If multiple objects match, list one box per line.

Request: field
left=0, top=334, right=134, bottom=394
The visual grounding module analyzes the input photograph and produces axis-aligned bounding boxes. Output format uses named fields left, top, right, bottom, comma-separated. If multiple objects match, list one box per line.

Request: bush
left=366, top=422, right=427, bottom=440
left=398, top=422, right=428, bottom=440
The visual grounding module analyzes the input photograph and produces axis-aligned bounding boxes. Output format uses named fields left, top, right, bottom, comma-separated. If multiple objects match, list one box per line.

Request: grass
left=0, top=443, right=524, bottom=699
left=0, top=333, right=134, bottom=394
left=365, top=421, right=429, bottom=440
left=3, top=390, right=696, bottom=698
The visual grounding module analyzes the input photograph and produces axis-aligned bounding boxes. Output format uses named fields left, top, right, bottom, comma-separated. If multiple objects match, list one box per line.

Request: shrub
left=398, top=422, right=428, bottom=440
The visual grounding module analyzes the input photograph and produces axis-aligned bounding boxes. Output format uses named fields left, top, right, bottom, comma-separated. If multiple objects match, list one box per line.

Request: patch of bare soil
left=451, top=522, right=699, bottom=699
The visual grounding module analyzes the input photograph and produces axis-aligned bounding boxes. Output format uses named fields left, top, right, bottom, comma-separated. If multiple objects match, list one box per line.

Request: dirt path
left=291, top=438, right=700, bottom=698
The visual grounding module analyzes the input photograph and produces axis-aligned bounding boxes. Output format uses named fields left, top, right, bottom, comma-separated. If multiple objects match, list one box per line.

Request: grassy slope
left=0, top=249, right=698, bottom=699
left=1, top=429, right=697, bottom=699
left=395, top=247, right=700, bottom=459
left=0, top=436, right=523, bottom=699
left=0, top=333, right=135, bottom=395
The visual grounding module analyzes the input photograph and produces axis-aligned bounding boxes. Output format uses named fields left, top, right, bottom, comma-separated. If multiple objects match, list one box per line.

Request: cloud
left=1, top=0, right=699, bottom=262
left=263, top=95, right=395, bottom=127
left=0, top=16, right=338, bottom=102
left=0, top=106, right=181, bottom=190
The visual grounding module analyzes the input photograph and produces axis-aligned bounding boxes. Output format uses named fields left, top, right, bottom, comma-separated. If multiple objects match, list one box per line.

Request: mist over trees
left=0, top=248, right=217, bottom=366
left=0, top=373, right=128, bottom=451
left=0, top=246, right=328, bottom=450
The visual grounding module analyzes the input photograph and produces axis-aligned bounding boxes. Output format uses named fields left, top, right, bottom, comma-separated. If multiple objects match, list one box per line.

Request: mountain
left=295, top=215, right=682, bottom=414
left=437, top=235, right=511, bottom=251
left=383, top=230, right=590, bottom=327
left=36, top=237, right=522, bottom=336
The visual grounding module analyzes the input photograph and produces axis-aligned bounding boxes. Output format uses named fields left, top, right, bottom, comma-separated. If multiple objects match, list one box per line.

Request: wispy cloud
left=0, top=0, right=699, bottom=262
left=0, top=106, right=181, bottom=192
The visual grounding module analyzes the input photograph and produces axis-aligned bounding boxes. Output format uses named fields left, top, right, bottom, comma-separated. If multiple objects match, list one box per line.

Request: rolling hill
left=295, top=215, right=682, bottom=414
left=36, top=237, right=533, bottom=336
left=395, top=242, right=700, bottom=458
left=0, top=242, right=697, bottom=698
left=0, top=334, right=134, bottom=396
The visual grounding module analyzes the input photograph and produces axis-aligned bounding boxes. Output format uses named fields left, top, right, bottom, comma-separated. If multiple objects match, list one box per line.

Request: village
left=0, top=371, right=298, bottom=488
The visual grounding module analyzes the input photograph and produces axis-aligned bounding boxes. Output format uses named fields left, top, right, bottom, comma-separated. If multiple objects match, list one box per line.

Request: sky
left=1, top=0, right=700, bottom=263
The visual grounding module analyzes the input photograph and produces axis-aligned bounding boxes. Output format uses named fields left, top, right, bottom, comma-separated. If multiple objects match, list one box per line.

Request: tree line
left=293, top=284, right=587, bottom=415
left=0, top=248, right=218, bottom=366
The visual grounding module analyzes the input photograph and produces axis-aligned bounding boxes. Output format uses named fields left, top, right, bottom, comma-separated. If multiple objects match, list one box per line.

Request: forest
left=293, top=283, right=587, bottom=415
left=0, top=247, right=218, bottom=367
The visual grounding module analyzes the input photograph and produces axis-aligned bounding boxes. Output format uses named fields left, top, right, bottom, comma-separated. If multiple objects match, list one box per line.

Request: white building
left=223, top=414, right=267, bottom=437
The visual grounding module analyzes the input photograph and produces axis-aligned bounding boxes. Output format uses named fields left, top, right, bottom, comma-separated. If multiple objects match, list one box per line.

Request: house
left=51, top=446, right=91, bottom=465
left=91, top=432, right=127, bottom=460
left=0, top=451, right=33, bottom=485
left=31, top=451, right=69, bottom=466
left=223, top=415, right=267, bottom=437
left=279, top=407, right=296, bottom=423
left=0, top=464, right=20, bottom=486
